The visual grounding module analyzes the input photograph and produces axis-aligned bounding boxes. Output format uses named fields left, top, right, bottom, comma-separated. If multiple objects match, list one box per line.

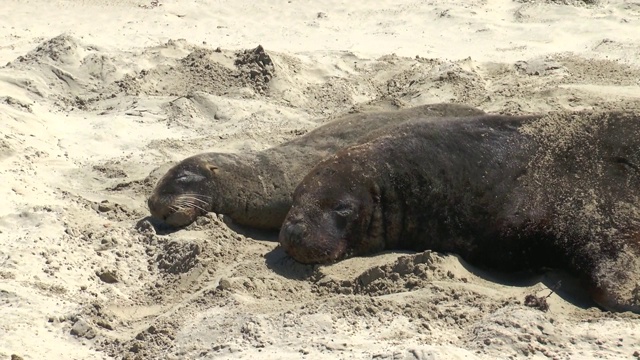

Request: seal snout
left=148, top=193, right=178, bottom=224
left=279, top=214, right=349, bottom=264
left=147, top=191, right=201, bottom=227
left=280, top=214, right=328, bottom=264
left=147, top=193, right=168, bottom=220
left=279, top=220, right=308, bottom=249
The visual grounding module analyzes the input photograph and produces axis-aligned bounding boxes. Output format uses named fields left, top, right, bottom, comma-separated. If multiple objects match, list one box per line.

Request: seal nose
left=148, top=194, right=171, bottom=220
left=280, top=222, right=308, bottom=248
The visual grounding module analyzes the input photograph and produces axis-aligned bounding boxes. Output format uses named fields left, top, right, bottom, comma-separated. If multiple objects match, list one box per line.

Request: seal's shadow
left=221, top=218, right=321, bottom=280
left=138, top=215, right=282, bottom=239
left=443, top=255, right=597, bottom=311
left=264, top=246, right=317, bottom=280
left=136, top=216, right=184, bottom=235
left=140, top=214, right=598, bottom=311
left=138, top=215, right=313, bottom=279
left=222, top=217, right=279, bottom=242
left=264, top=246, right=598, bottom=311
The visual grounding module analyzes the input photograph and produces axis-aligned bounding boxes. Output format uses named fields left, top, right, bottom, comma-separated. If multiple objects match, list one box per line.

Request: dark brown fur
left=279, top=111, right=640, bottom=313
left=147, top=103, right=485, bottom=229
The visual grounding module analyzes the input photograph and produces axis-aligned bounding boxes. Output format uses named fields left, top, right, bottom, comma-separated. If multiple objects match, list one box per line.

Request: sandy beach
left=1, top=0, right=640, bottom=359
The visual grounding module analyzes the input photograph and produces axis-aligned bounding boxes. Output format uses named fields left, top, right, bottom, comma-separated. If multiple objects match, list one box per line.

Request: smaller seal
left=147, top=103, right=485, bottom=229
left=279, top=111, right=640, bottom=313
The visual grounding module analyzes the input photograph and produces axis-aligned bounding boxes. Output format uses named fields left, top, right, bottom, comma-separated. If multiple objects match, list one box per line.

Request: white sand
left=1, top=0, right=640, bottom=359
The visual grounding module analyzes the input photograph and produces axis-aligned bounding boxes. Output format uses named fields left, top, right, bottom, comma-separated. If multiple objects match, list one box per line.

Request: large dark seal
left=279, top=111, right=640, bottom=313
left=147, top=103, right=485, bottom=230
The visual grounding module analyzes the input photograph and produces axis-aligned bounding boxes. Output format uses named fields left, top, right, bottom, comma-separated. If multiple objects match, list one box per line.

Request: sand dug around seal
left=1, top=0, right=640, bottom=359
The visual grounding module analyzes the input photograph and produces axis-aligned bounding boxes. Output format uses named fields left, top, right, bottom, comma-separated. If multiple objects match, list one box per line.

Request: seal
left=279, top=111, right=640, bottom=313
left=147, top=103, right=485, bottom=229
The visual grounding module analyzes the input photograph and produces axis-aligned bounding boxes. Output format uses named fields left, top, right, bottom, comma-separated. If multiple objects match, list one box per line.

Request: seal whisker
left=171, top=204, right=186, bottom=212
left=189, top=203, right=208, bottom=212
left=174, top=200, right=208, bottom=213
left=178, top=196, right=210, bottom=205
left=180, top=193, right=213, bottom=201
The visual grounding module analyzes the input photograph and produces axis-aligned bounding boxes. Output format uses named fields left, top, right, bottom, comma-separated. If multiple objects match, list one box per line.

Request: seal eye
left=334, top=203, right=353, bottom=218
left=176, top=171, right=205, bottom=183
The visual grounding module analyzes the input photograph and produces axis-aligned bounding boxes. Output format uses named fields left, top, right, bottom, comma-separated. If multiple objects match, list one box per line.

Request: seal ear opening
left=207, top=165, right=219, bottom=174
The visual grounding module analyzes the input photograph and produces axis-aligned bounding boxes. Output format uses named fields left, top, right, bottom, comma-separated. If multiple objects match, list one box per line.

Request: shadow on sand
left=139, top=213, right=598, bottom=311
left=264, top=245, right=598, bottom=311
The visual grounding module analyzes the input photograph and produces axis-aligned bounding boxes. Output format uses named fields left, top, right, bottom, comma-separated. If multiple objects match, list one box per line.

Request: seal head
left=280, top=146, right=386, bottom=263
left=147, top=156, right=217, bottom=227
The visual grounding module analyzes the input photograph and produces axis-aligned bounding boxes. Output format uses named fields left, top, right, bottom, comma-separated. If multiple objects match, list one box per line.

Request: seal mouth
left=148, top=193, right=211, bottom=227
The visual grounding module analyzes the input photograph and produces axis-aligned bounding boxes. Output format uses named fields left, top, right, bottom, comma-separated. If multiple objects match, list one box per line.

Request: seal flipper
left=584, top=233, right=640, bottom=313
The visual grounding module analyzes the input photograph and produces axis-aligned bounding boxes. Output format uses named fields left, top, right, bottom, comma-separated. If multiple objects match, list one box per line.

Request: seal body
left=279, top=111, right=640, bottom=313
left=148, top=103, right=485, bottom=229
